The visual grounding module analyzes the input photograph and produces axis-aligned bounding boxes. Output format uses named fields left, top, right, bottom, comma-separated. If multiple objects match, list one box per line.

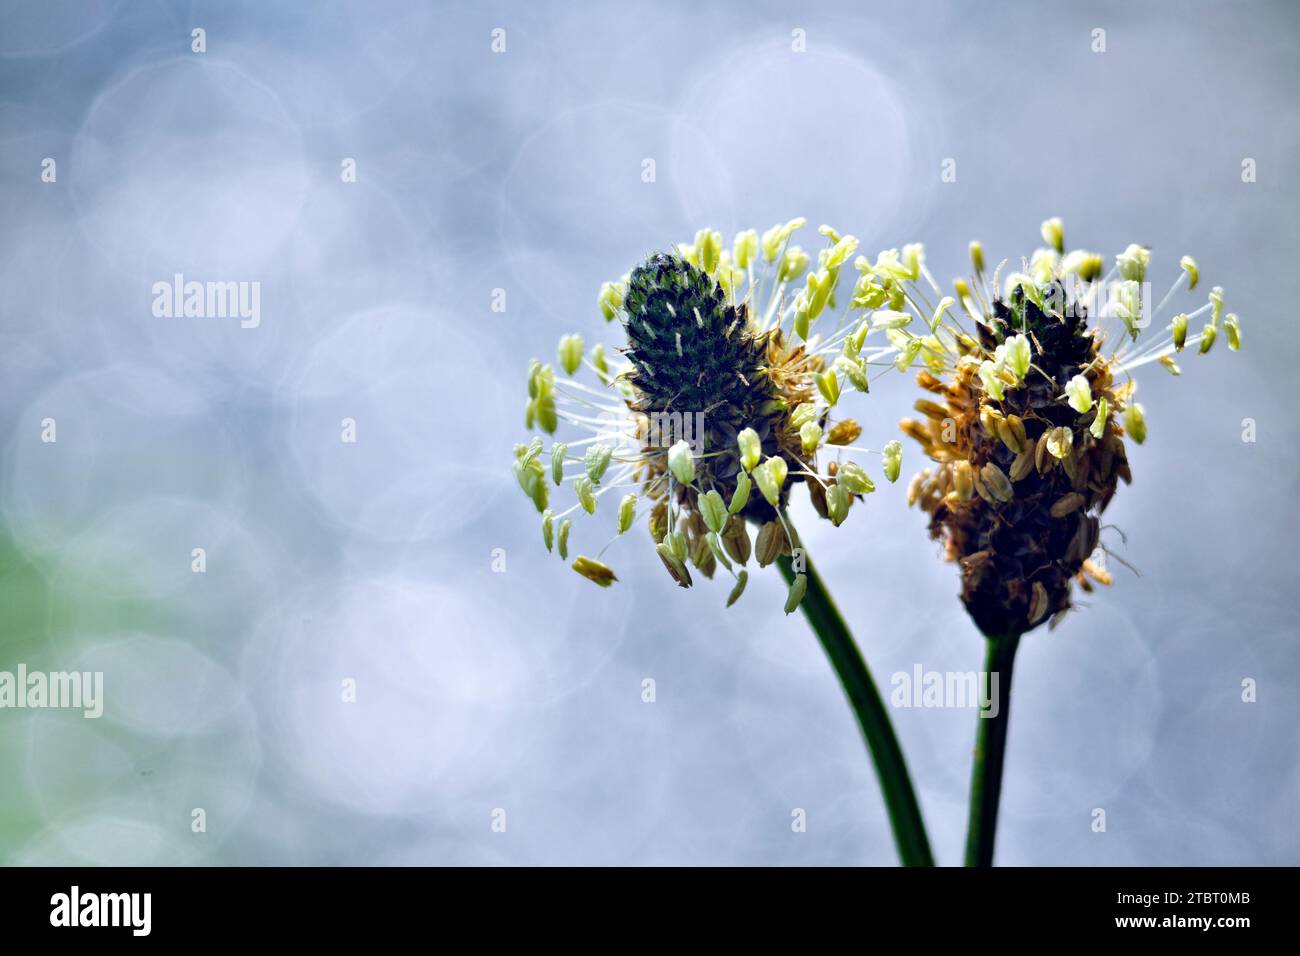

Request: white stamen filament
left=1152, top=270, right=1189, bottom=319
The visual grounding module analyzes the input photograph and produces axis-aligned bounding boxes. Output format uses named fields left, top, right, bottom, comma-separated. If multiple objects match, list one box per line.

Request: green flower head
left=515, top=220, right=906, bottom=610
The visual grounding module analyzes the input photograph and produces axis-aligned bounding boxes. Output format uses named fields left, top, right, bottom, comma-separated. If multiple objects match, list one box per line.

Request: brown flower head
left=880, top=220, right=1239, bottom=636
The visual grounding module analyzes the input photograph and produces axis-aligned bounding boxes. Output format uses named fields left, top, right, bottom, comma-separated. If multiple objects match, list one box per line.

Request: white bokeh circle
left=500, top=101, right=735, bottom=329
left=674, top=40, right=913, bottom=246
left=280, top=303, right=502, bottom=542
left=71, top=57, right=307, bottom=280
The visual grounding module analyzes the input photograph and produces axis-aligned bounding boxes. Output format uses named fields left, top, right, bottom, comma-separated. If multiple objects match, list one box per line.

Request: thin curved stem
left=777, top=546, right=934, bottom=867
left=964, top=631, right=1022, bottom=866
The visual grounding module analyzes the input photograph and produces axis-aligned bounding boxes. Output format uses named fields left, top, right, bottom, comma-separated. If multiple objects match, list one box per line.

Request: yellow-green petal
left=1124, top=403, right=1147, bottom=444
left=729, top=471, right=752, bottom=514
left=617, top=493, right=637, bottom=534
left=737, top=428, right=762, bottom=473
left=558, top=334, right=584, bottom=375
left=572, top=555, right=617, bottom=588
left=699, top=490, right=728, bottom=535
left=784, top=573, right=808, bottom=615
left=575, top=475, right=597, bottom=514
left=726, top=569, right=749, bottom=608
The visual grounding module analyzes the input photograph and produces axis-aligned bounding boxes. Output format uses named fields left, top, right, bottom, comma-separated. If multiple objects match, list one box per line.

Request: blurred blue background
left=0, top=0, right=1296, bottom=865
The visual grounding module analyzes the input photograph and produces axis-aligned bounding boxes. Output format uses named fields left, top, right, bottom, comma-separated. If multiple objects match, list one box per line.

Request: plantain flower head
left=878, top=220, right=1241, bottom=637
left=514, top=220, right=903, bottom=610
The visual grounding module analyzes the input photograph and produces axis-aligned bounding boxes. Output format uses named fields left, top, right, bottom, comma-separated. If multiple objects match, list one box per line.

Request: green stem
left=777, top=549, right=934, bottom=867
left=964, top=631, right=1022, bottom=867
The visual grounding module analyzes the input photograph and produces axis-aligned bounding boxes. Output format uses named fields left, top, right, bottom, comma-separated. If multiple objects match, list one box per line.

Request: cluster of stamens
left=514, top=220, right=906, bottom=610
left=889, top=219, right=1240, bottom=635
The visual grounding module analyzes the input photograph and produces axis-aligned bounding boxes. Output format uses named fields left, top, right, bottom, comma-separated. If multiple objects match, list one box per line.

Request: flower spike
left=513, top=219, right=908, bottom=608
left=887, top=219, right=1239, bottom=637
